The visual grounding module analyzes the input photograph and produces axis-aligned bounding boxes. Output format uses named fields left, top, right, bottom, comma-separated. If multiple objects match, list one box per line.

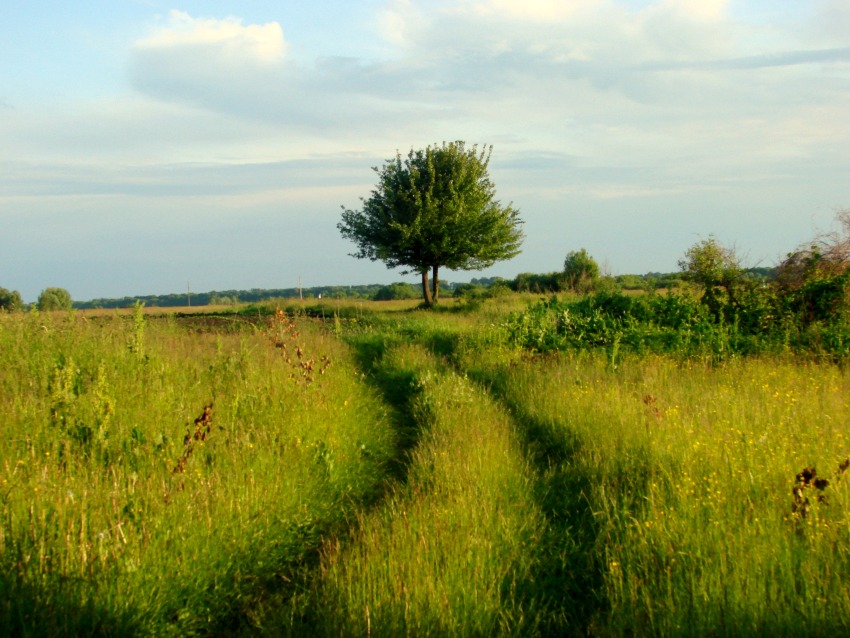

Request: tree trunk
left=421, top=270, right=433, bottom=306
left=432, top=265, right=440, bottom=303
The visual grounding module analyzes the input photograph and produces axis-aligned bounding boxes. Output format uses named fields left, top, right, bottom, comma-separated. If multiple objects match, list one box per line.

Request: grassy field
left=2, top=298, right=850, bottom=636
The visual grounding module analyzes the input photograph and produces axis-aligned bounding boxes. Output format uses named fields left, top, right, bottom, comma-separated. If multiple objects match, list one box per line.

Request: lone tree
left=338, top=141, right=524, bottom=305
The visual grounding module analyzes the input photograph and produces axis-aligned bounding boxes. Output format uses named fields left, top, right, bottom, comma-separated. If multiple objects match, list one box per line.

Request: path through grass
left=256, top=339, right=553, bottom=635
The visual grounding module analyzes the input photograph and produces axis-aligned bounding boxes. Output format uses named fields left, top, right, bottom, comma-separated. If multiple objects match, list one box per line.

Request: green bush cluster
left=0, top=286, right=24, bottom=311
left=373, top=282, right=419, bottom=301
left=38, top=287, right=73, bottom=311
left=452, top=280, right=511, bottom=306
left=505, top=277, right=850, bottom=360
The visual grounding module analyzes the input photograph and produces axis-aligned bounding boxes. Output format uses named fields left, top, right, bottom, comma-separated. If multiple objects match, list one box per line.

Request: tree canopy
left=678, top=236, right=744, bottom=319
left=563, top=248, right=600, bottom=292
left=37, top=287, right=72, bottom=311
left=338, top=141, right=524, bottom=305
left=0, top=287, right=23, bottom=312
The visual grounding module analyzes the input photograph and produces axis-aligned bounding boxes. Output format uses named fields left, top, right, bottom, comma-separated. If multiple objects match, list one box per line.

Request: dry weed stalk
left=173, top=404, right=213, bottom=474
left=268, top=309, right=331, bottom=384
left=642, top=394, right=662, bottom=420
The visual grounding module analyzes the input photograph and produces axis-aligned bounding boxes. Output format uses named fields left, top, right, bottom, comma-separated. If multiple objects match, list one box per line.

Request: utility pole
left=298, top=275, right=303, bottom=301
left=187, top=282, right=191, bottom=308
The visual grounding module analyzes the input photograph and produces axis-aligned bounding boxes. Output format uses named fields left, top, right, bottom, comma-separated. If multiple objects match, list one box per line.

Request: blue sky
left=2, top=0, right=849, bottom=302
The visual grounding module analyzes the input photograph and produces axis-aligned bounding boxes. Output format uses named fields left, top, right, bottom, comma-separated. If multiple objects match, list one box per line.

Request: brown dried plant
left=791, top=458, right=850, bottom=519
left=267, top=309, right=331, bottom=385
left=642, top=394, right=662, bottom=420
left=776, top=209, right=850, bottom=291
left=173, top=404, right=213, bottom=474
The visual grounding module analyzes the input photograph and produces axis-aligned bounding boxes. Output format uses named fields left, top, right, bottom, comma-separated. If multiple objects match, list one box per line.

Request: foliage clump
left=677, top=235, right=744, bottom=321
left=510, top=271, right=566, bottom=294
left=373, top=282, right=419, bottom=301
left=563, top=248, right=600, bottom=293
left=506, top=218, right=850, bottom=361
left=0, top=286, right=23, bottom=311
left=777, top=211, right=850, bottom=288
left=37, top=287, right=72, bottom=311
left=775, top=210, right=850, bottom=324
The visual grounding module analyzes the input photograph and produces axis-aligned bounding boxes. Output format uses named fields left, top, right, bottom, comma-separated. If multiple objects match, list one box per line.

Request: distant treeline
left=509, top=267, right=776, bottom=294
left=51, top=268, right=780, bottom=310
left=71, top=271, right=780, bottom=309
left=72, top=282, right=454, bottom=309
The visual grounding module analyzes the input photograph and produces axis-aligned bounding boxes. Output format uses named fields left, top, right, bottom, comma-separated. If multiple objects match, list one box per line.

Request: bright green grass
left=5, top=297, right=850, bottom=636
left=0, top=309, right=397, bottom=635
left=461, top=349, right=850, bottom=636
left=266, top=342, right=549, bottom=636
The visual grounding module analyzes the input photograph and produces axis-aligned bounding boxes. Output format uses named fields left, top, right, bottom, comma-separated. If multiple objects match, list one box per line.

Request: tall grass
left=0, top=309, right=397, bottom=635
left=4, top=295, right=850, bottom=636
left=461, top=348, right=850, bottom=635
left=271, top=343, right=549, bottom=636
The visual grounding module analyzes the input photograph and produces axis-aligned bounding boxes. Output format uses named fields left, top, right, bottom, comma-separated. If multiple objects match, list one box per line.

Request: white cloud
left=17, top=3, right=847, bottom=175
left=129, top=9, right=451, bottom=139
left=117, top=3, right=850, bottom=197
left=136, top=10, right=286, bottom=64
left=653, top=0, right=728, bottom=23
left=813, top=0, right=850, bottom=44
left=376, top=0, right=424, bottom=48
left=473, top=0, right=601, bottom=22
left=129, top=10, right=317, bottom=129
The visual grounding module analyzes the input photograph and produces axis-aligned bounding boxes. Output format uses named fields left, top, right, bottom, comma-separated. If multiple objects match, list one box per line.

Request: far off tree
left=678, top=236, right=743, bottom=319
left=563, top=248, right=600, bottom=293
left=0, top=287, right=23, bottom=312
left=37, top=287, right=72, bottom=311
left=338, top=141, right=524, bottom=305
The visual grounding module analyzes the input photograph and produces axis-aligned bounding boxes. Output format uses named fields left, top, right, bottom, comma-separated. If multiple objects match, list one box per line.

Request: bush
left=453, top=283, right=486, bottom=300
left=793, top=272, right=850, bottom=325
left=37, top=287, right=72, bottom=311
left=0, top=287, right=23, bottom=312
left=564, top=249, right=600, bottom=292
left=373, top=282, right=419, bottom=301
left=510, top=272, right=565, bottom=293
left=616, top=274, right=645, bottom=290
left=503, top=285, right=849, bottom=360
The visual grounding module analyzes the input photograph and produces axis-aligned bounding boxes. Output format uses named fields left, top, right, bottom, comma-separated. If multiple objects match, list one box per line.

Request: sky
left=2, top=0, right=849, bottom=303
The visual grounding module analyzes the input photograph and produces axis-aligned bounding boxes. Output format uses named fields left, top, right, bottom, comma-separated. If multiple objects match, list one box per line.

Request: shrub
left=373, top=282, right=419, bottom=301
left=0, top=287, right=23, bottom=312
left=510, top=272, right=565, bottom=293
left=504, top=284, right=849, bottom=360
left=37, top=287, right=72, bottom=311
left=564, top=249, right=600, bottom=292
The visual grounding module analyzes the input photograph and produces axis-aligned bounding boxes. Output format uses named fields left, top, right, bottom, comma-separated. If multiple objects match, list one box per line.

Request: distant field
left=77, top=304, right=227, bottom=317
left=2, top=296, right=849, bottom=636
left=74, top=298, right=426, bottom=317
